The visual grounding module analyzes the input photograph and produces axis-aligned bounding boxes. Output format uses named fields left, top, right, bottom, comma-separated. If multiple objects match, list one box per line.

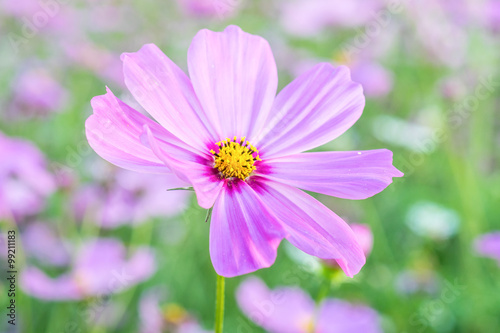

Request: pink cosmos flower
left=406, top=0, right=468, bottom=68
left=64, top=41, right=125, bottom=88
left=237, top=277, right=383, bottom=333
left=8, top=67, right=68, bottom=118
left=22, top=221, right=71, bottom=267
left=139, top=288, right=212, bottom=333
left=0, top=0, right=79, bottom=38
left=176, top=0, right=241, bottom=19
left=85, top=25, right=402, bottom=278
left=21, top=238, right=155, bottom=300
left=0, top=132, right=56, bottom=221
left=280, top=0, right=384, bottom=37
left=72, top=169, right=190, bottom=228
left=474, top=232, right=500, bottom=265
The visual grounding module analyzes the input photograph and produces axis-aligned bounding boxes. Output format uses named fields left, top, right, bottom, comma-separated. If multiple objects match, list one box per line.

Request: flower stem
left=166, top=187, right=194, bottom=191
left=205, top=207, right=213, bottom=223
left=215, top=274, right=225, bottom=333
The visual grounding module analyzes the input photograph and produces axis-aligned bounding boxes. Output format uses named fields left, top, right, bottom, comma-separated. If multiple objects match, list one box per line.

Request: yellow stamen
left=211, top=136, right=260, bottom=180
left=299, top=317, right=315, bottom=333
left=163, top=303, right=187, bottom=324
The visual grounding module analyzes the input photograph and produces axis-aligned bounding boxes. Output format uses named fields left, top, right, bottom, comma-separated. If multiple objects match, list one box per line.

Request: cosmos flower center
left=210, top=136, right=261, bottom=180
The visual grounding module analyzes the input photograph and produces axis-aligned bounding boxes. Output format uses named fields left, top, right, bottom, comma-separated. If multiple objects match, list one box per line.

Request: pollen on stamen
left=210, top=136, right=260, bottom=180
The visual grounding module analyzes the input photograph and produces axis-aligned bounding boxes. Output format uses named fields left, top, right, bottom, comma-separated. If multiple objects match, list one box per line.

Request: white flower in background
left=371, top=113, right=441, bottom=153
left=406, top=201, right=460, bottom=240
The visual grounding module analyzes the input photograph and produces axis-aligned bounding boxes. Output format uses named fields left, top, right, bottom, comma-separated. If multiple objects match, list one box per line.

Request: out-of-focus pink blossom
left=349, top=61, right=393, bottom=97
left=22, top=221, right=71, bottom=267
left=176, top=0, right=242, bottom=19
left=487, top=0, right=500, bottom=31
left=72, top=169, right=190, bottom=228
left=64, top=42, right=124, bottom=87
left=21, top=238, right=156, bottom=300
left=8, top=67, right=68, bottom=118
left=139, top=288, right=212, bottom=333
left=281, top=0, right=384, bottom=37
left=0, top=132, right=56, bottom=221
left=323, top=223, right=373, bottom=268
left=1, top=0, right=79, bottom=37
left=237, top=277, right=383, bottom=333
left=474, top=232, right=500, bottom=265
left=405, top=0, right=468, bottom=68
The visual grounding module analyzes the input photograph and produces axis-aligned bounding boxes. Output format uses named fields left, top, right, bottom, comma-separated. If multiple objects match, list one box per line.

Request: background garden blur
left=1, top=0, right=499, bottom=332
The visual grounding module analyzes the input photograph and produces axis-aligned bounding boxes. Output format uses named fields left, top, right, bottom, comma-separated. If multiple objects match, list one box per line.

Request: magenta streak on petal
left=260, top=149, right=403, bottom=200
left=250, top=178, right=365, bottom=277
left=254, top=63, right=365, bottom=159
left=143, top=125, right=223, bottom=209
left=209, top=180, right=285, bottom=277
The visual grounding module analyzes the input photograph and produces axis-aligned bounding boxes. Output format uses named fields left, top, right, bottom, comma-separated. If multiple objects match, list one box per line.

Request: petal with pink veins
left=188, top=25, right=278, bottom=141
left=86, top=88, right=190, bottom=175
left=254, top=63, right=364, bottom=158
left=121, top=44, right=217, bottom=150
left=210, top=181, right=285, bottom=277
left=143, top=125, right=223, bottom=208
left=250, top=178, right=365, bottom=277
left=260, top=149, right=403, bottom=200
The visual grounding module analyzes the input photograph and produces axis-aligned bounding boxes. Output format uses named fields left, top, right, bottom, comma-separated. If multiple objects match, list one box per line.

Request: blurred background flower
left=20, top=238, right=156, bottom=300
left=237, top=277, right=383, bottom=332
left=72, top=169, right=190, bottom=228
left=0, top=132, right=56, bottom=222
left=474, top=232, right=500, bottom=265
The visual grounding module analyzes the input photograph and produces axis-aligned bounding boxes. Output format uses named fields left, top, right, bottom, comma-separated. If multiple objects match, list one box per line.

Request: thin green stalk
left=205, top=207, right=213, bottom=223
left=215, top=274, right=225, bottom=333
left=167, top=187, right=194, bottom=191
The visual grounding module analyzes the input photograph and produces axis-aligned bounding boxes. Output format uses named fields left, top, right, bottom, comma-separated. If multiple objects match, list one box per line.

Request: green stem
left=167, top=187, right=194, bottom=191
left=205, top=207, right=213, bottom=223
left=316, top=277, right=330, bottom=304
left=215, top=274, right=225, bottom=333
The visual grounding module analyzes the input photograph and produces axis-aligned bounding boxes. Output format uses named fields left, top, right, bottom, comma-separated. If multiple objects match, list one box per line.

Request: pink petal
left=210, top=181, right=284, bottom=277
left=86, top=88, right=180, bottom=174
left=251, top=178, right=365, bottom=277
left=474, top=232, right=500, bottom=264
left=20, top=267, right=81, bottom=301
left=121, top=44, right=217, bottom=150
left=254, top=63, right=364, bottom=158
left=188, top=25, right=278, bottom=141
left=236, top=277, right=315, bottom=333
left=316, top=299, right=383, bottom=333
left=260, top=149, right=403, bottom=200
left=143, top=125, right=223, bottom=209
left=125, top=247, right=157, bottom=284
left=139, top=289, right=165, bottom=333
left=350, top=224, right=374, bottom=257
left=74, top=238, right=155, bottom=295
